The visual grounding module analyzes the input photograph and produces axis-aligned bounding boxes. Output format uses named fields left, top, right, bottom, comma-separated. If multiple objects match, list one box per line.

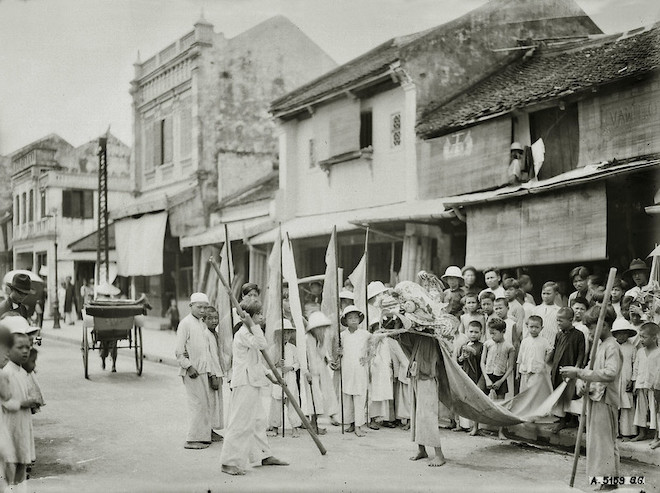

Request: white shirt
left=230, top=324, right=269, bottom=389
left=340, top=328, right=370, bottom=395
left=479, top=286, right=505, bottom=300
left=175, top=313, right=223, bottom=378
left=534, top=304, right=560, bottom=348
left=517, top=336, right=550, bottom=374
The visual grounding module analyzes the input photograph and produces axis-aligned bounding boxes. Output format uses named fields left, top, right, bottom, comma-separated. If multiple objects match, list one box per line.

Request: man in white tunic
left=175, top=293, right=223, bottom=449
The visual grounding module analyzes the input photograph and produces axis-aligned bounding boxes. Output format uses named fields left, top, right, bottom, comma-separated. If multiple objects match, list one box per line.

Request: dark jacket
left=0, top=298, right=29, bottom=319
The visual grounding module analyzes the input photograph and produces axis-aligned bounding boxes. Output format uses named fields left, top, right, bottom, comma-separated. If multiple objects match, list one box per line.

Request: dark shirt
left=0, top=298, right=29, bottom=319
left=458, top=341, right=483, bottom=384
left=398, top=333, right=440, bottom=380
left=551, top=327, right=586, bottom=389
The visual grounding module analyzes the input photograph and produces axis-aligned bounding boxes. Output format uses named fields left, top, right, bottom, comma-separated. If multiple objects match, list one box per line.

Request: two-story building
left=257, top=0, right=602, bottom=283
left=114, top=14, right=336, bottom=315
left=10, top=133, right=132, bottom=313
left=416, top=23, right=660, bottom=283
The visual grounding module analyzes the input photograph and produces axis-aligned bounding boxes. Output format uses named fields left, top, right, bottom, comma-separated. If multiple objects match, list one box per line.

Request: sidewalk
left=39, top=319, right=658, bottom=467
left=40, top=317, right=179, bottom=367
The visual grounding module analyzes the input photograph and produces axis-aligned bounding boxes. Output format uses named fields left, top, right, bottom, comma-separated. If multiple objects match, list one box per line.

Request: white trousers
left=183, top=374, right=213, bottom=442
left=220, top=385, right=272, bottom=470
left=342, top=393, right=367, bottom=427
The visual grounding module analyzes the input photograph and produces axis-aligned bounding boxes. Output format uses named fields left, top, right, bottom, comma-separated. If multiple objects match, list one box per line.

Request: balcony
left=14, top=217, right=57, bottom=242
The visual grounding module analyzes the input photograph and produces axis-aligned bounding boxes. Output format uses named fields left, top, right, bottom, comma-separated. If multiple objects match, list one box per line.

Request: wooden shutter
left=328, top=98, right=360, bottom=157
left=179, top=106, right=192, bottom=159
left=83, top=190, right=94, bottom=219
left=143, top=120, right=154, bottom=171
left=153, top=120, right=162, bottom=167
left=62, top=190, right=72, bottom=218
left=163, top=116, right=173, bottom=164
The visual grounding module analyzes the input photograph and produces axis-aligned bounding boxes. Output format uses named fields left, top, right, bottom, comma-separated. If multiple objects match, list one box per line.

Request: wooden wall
left=417, top=117, right=511, bottom=199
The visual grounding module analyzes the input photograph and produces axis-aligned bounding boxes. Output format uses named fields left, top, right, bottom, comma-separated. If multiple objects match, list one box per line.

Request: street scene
left=1, top=0, right=660, bottom=491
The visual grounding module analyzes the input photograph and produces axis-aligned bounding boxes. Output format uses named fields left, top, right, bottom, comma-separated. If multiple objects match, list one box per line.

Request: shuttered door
left=328, top=98, right=360, bottom=157
left=465, top=182, right=607, bottom=269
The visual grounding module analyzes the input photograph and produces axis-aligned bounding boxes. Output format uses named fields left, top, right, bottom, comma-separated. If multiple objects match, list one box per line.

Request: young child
left=534, top=282, right=561, bottom=348
left=652, top=351, right=660, bottom=449
left=202, top=306, right=224, bottom=439
left=175, top=293, right=223, bottom=449
left=570, top=297, right=590, bottom=357
left=479, top=292, right=496, bottom=337
left=304, top=311, right=339, bottom=435
left=611, top=319, right=637, bottom=439
left=503, top=278, right=525, bottom=338
left=518, top=289, right=536, bottom=325
left=517, top=315, right=552, bottom=394
left=479, top=267, right=505, bottom=300
left=631, top=322, right=660, bottom=442
left=338, top=306, right=370, bottom=437
left=560, top=305, right=621, bottom=487
left=518, top=274, right=536, bottom=305
left=611, top=278, right=626, bottom=319
left=568, top=266, right=590, bottom=305
left=166, top=298, right=180, bottom=331
left=458, top=292, right=486, bottom=338
left=441, top=266, right=465, bottom=302
left=269, top=319, right=301, bottom=438
left=0, top=325, right=14, bottom=492
left=549, top=307, right=585, bottom=433
left=22, top=348, right=45, bottom=414
left=367, top=320, right=395, bottom=430
left=493, top=297, right=518, bottom=398
left=456, top=320, right=484, bottom=436
left=2, top=328, right=40, bottom=487
left=481, top=317, right=515, bottom=440
left=220, top=297, right=288, bottom=476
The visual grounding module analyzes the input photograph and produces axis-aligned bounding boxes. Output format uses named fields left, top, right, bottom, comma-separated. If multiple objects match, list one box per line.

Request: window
left=360, top=111, right=373, bottom=149
left=309, top=139, right=315, bottom=168
left=62, top=190, right=94, bottom=219
left=530, top=103, right=579, bottom=180
left=144, top=120, right=154, bottom=172
left=28, top=190, right=33, bottom=222
left=391, top=112, right=401, bottom=147
left=14, top=196, right=19, bottom=225
left=40, top=190, right=46, bottom=218
left=153, top=116, right=173, bottom=166
left=21, top=193, right=26, bottom=224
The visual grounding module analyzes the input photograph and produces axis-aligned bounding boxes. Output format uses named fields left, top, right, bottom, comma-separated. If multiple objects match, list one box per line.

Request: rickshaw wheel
left=82, top=327, right=89, bottom=379
left=134, top=326, right=143, bottom=376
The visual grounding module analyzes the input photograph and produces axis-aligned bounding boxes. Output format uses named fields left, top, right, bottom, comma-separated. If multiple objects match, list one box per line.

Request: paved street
left=25, top=338, right=657, bottom=493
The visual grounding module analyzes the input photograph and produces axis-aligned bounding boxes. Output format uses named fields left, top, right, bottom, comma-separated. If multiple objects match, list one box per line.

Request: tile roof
left=217, top=171, right=279, bottom=209
left=417, top=24, right=660, bottom=138
left=270, top=0, right=601, bottom=117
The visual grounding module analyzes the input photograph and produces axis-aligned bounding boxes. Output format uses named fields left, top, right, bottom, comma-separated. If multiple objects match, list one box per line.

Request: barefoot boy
left=631, top=322, right=659, bottom=442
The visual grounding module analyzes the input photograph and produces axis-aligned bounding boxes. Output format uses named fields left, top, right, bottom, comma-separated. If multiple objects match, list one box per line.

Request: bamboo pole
left=363, top=228, right=370, bottom=422
left=568, top=267, right=617, bottom=487
left=224, top=224, right=233, bottom=329
left=334, top=226, right=345, bottom=433
left=208, top=256, right=327, bottom=456
left=278, top=225, right=285, bottom=438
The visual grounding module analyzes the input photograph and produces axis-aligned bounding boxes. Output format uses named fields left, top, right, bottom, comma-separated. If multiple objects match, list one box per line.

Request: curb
left=41, top=332, right=179, bottom=368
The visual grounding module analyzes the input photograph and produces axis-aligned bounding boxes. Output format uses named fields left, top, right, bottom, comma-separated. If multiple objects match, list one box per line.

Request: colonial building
left=114, top=15, right=336, bottom=315
left=10, top=133, right=131, bottom=313
left=416, top=22, right=660, bottom=283
left=259, top=0, right=602, bottom=282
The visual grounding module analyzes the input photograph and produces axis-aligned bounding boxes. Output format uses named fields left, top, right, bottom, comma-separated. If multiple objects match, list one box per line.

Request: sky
left=0, top=0, right=658, bottom=154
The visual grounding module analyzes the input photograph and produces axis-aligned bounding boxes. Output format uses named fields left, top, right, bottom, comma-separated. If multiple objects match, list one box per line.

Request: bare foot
left=649, top=439, right=660, bottom=449
left=402, top=423, right=410, bottom=431
left=469, top=427, right=480, bottom=437
left=410, top=450, right=428, bottom=461
left=497, top=430, right=507, bottom=440
left=631, top=432, right=648, bottom=442
left=330, top=417, right=341, bottom=426
left=452, top=426, right=464, bottom=432
left=355, top=426, right=366, bottom=437
left=222, top=465, right=245, bottom=476
left=428, top=456, right=446, bottom=467
left=261, top=456, right=289, bottom=466
left=291, top=428, right=300, bottom=438
left=266, top=428, right=278, bottom=437
left=345, top=424, right=355, bottom=433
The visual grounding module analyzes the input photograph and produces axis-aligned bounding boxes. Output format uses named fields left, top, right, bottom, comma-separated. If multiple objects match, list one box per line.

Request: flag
left=348, top=254, right=367, bottom=328
left=282, top=236, right=308, bottom=372
left=321, top=228, right=339, bottom=330
left=216, top=239, right=234, bottom=376
left=264, top=229, right=282, bottom=351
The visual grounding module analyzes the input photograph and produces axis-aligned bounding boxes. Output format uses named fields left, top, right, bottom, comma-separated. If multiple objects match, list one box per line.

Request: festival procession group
left=0, top=246, right=659, bottom=490
left=170, top=228, right=660, bottom=489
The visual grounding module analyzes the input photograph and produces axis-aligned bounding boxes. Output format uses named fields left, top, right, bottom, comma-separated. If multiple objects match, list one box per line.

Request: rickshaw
left=82, top=300, right=145, bottom=379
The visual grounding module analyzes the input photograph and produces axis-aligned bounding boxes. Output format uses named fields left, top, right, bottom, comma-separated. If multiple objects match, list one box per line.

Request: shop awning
left=68, top=223, right=116, bottom=252
left=180, top=218, right=276, bottom=249
left=115, top=212, right=168, bottom=276
left=465, top=183, right=607, bottom=269
left=250, top=200, right=455, bottom=245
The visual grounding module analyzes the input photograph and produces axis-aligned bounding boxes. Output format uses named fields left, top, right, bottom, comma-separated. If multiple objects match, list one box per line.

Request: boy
left=570, top=297, right=590, bottom=358
left=517, top=315, right=552, bottom=393
left=221, top=298, right=288, bottom=475
left=479, top=267, right=505, bottom=301
left=631, top=322, right=660, bottom=441
left=337, top=305, right=370, bottom=437
left=367, top=319, right=395, bottom=430
left=165, top=298, right=180, bottom=331
left=560, top=305, right=621, bottom=490
left=493, top=297, right=519, bottom=398
left=549, top=307, right=585, bottom=433
left=611, top=319, right=637, bottom=438
left=202, top=306, right=224, bottom=439
left=458, top=292, right=485, bottom=337
left=481, top=317, right=515, bottom=440
left=503, top=278, right=525, bottom=337
left=175, top=293, right=223, bottom=449
left=269, top=319, right=302, bottom=438
left=610, top=278, right=625, bottom=319
left=441, top=266, right=465, bottom=302
left=518, top=274, right=536, bottom=305
left=456, top=320, right=484, bottom=435
left=22, top=348, right=45, bottom=414
left=534, top=282, right=561, bottom=348
left=479, top=292, right=496, bottom=336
